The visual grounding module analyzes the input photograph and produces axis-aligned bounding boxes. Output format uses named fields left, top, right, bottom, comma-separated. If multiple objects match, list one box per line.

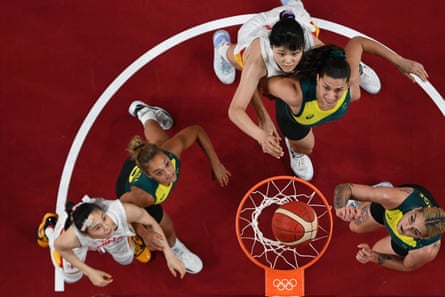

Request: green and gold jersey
left=287, top=78, right=350, bottom=127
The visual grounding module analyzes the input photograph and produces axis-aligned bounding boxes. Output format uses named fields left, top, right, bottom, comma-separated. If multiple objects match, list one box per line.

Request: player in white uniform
left=37, top=196, right=185, bottom=287
left=231, top=2, right=318, bottom=78
left=212, top=0, right=380, bottom=161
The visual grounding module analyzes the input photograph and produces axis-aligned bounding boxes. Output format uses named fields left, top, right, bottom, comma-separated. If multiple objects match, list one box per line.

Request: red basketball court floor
left=2, top=0, right=445, bottom=296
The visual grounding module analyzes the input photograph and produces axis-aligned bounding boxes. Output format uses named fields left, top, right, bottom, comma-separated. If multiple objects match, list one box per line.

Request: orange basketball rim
left=235, top=176, right=333, bottom=297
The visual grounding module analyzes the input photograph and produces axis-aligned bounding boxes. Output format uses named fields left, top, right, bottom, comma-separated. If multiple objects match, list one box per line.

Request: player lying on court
left=116, top=100, right=231, bottom=274
left=36, top=196, right=185, bottom=287
left=261, top=36, right=428, bottom=180
left=334, top=182, right=445, bottom=271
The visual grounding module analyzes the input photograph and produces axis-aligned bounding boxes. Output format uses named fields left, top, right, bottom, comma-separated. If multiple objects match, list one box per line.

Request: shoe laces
left=215, top=40, right=233, bottom=74
left=154, top=109, right=167, bottom=120
left=292, top=153, right=309, bottom=170
left=175, top=250, right=194, bottom=263
left=219, top=57, right=233, bottom=75
left=173, top=244, right=194, bottom=261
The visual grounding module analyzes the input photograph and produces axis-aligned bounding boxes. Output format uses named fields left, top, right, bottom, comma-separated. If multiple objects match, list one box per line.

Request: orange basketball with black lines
left=271, top=201, right=318, bottom=247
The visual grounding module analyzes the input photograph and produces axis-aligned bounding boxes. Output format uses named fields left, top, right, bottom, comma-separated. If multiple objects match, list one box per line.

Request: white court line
left=54, top=14, right=445, bottom=292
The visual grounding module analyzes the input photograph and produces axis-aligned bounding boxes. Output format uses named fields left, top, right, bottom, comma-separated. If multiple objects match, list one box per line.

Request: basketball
left=271, top=201, right=318, bottom=247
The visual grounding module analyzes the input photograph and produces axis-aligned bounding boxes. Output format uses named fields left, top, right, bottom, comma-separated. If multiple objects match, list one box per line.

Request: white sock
left=217, top=42, right=231, bottom=64
left=137, top=108, right=157, bottom=127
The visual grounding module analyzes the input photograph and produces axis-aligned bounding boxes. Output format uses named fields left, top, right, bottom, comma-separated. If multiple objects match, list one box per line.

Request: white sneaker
left=129, top=100, right=174, bottom=130
left=372, top=181, right=394, bottom=188
left=171, top=239, right=203, bottom=274
left=284, top=138, right=314, bottom=181
left=213, top=30, right=235, bottom=85
left=359, top=62, right=381, bottom=94
left=346, top=199, right=360, bottom=208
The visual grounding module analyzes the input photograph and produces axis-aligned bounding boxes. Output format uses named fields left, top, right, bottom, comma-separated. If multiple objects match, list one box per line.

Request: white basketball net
left=238, top=178, right=332, bottom=270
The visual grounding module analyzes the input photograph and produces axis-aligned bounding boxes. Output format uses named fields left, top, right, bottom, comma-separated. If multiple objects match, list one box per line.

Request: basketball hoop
left=235, top=176, right=333, bottom=297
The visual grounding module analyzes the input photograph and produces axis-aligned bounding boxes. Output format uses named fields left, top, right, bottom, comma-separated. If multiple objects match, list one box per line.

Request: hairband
left=80, top=214, right=94, bottom=232
left=134, top=143, right=145, bottom=151
left=72, top=201, right=83, bottom=212
left=279, top=10, right=295, bottom=20
left=329, top=50, right=346, bottom=60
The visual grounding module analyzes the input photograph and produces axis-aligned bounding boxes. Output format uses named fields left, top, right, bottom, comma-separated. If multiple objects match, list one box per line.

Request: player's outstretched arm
left=54, top=228, right=114, bottom=287
left=123, top=202, right=186, bottom=278
left=162, top=125, right=231, bottom=186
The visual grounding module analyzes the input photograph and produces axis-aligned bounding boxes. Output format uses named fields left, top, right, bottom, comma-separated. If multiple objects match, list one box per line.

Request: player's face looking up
left=144, top=152, right=177, bottom=185
left=272, top=46, right=303, bottom=74
left=84, top=209, right=117, bottom=239
left=397, top=208, right=427, bottom=238
left=316, top=74, right=348, bottom=110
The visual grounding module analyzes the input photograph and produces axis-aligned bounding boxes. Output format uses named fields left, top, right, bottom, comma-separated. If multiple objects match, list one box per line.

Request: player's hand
left=259, top=117, right=280, bottom=141
left=356, top=243, right=378, bottom=264
left=164, top=250, right=186, bottom=279
left=335, top=206, right=360, bottom=221
left=212, top=162, right=231, bottom=187
left=258, top=132, right=283, bottom=159
left=87, top=269, right=113, bottom=287
left=398, top=57, right=429, bottom=82
left=141, top=229, right=165, bottom=251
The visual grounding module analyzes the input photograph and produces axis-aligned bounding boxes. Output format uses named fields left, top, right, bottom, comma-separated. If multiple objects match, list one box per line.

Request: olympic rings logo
left=272, top=278, right=298, bottom=291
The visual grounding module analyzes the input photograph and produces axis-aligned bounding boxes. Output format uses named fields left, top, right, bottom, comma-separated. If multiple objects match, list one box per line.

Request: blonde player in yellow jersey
left=334, top=182, right=444, bottom=271
left=115, top=100, right=231, bottom=274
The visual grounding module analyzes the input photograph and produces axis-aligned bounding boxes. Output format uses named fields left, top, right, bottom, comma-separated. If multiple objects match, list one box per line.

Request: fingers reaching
left=261, top=134, right=284, bottom=159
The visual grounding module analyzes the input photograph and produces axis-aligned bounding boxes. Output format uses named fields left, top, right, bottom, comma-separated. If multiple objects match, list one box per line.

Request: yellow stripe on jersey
left=291, top=89, right=348, bottom=126
left=154, top=183, right=173, bottom=204
left=385, top=209, right=417, bottom=247
left=128, top=165, right=142, bottom=183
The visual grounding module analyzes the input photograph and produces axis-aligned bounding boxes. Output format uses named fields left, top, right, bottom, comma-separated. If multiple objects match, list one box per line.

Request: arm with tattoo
left=356, top=243, right=410, bottom=271
left=334, top=183, right=353, bottom=209
left=357, top=242, right=441, bottom=271
left=377, top=252, right=418, bottom=271
left=377, top=253, right=393, bottom=264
